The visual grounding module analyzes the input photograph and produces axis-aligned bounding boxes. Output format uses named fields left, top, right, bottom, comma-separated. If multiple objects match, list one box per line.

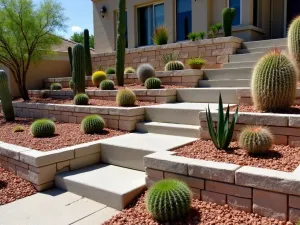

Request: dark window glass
left=230, top=0, right=241, bottom=26
left=253, top=0, right=258, bottom=27
left=154, top=4, right=164, bottom=27
left=176, top=0, right=192, bottom=41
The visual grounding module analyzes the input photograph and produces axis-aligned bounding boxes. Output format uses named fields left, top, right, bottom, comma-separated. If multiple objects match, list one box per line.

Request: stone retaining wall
left=92, top=37, right=242, bottom=71
left=29, top=89, right=177, bottom=103
left=144, top=151, right=300, bottom=223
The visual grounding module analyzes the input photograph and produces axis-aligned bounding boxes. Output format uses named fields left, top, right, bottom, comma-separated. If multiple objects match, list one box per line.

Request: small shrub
left=69, top=79, right=74, bottom=90
left=105, top=67, right=116, bottom=75
left=187, top=57, right=205, bottom=69
left=92, top=71, right=107, bottom=87
left=137, top=63, right=155, bottom=83
left=165, top=61, right=185, bottom=71
left=81, top=115, right=105, bottom=134
left=74, top=93, right=89, bottom=105
left=161, top=52, right=180, bottom=64
left=30, top=119, right=55, bottom=138
left=13, top=125, right=25, bottom=133
left=100, top=80, right=115, bottom=90
left=50, top=83, right=62, bottom=91
left=116, top=89, right=136, bottom=107
left=145, top=77, right=161, bottom=89
left=41, top=90, right=49, bottom=99
left=239, top=126, right=274, bottom=155
left=124, top=67, right=135, bottom=73
left=198, top=32, right=206, bottom=40
left=146, top=179, right=192, bottom=222
left=208, top=23, right=223, bottom=38
left=206, top=93, right=238, bottom=150
left=153, top=25, right=168, bottom=45
left=187, top=32, right=199, bottom=41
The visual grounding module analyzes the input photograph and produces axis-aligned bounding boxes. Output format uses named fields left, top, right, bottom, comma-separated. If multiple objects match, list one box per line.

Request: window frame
left=227, top=0, right=242, bottom=26
left=175, top=0, right=192, bottom=42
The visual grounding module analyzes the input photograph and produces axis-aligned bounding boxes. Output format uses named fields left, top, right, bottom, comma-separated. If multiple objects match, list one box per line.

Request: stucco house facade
left=92, top=0, right=299, bottom=53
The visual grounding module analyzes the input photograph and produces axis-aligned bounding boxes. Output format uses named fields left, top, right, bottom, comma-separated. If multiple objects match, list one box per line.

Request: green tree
left=0, top=0, right=66, bottom=100
left=70, top=32, right=94, bottom=49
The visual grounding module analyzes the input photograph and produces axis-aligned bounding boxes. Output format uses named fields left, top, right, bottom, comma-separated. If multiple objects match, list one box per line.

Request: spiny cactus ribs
left=116, top=89, right=136, bottom=106
left=165, top=61, right=185, bottom=71
left=0, top=70, right=15, bottom=121
left=145, top=77, right=161, bottom=89
left=30, top=119, right=55, bottom=138
left=72, top=44, right=86, bottom=94
left=81, top=115, right=105, bottom=134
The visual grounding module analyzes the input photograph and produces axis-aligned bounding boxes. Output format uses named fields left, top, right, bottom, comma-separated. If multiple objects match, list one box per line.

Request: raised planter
left=144, top=151, right=300, bottom=222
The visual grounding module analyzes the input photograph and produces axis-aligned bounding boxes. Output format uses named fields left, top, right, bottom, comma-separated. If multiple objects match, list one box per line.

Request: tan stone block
left=29, top=164, right=56, bottom=185
left=182, top=76, right=201, bottom=83
left=33, top=181, right=54, bottom=191
left=146, top=168, right=164, bottom=179
left=108, top=119, right=119, bottom=129
left=8, top=158, right=29, bottom=169
left=273, top=135, right=288, bottom=145
left=269, top=126, right=300, bottom=136
left=2, top=161, right=16, bottom=174
left=0, top=155, right=8, bottom=161
left=137, top=96, right=156, bottom=101
left=289, top=195, right=300, bottom=209
left=171, top=77, right=182, bottom=83
left=69, top=116, right=77, bottom=123
left=119, top=120, right=136, bottom=131
left=289, top=136, right=300, bottom=147
left=201, top=190, right=226, bottom=205
left=201, top=50, right=212, bottom=57
left=155, top=96, right=176, bottom=103
left=189, top=51, right=198, bottom=57
left=70, top=153, right=100, bottom=170
left=253, top=189, right=287, bottom=221
left=217, top=55, right=229, bottom=64
left=205, top=181, right=251, bottom=198
left=16, top=166, right=30, bottom=181
left=227, top=195, right=252, bottom=213
left=164, top=172, right=204, bottom=189
left=191, top=188, right=201, bottom=199
left=212, top=48, right=236, bottom=56
left=203, top=56, right=217, bottom=64
left=206, top=45, right=217, bottom=50
left=289, top=208, right=300, bottom=223
left=145, top=176, right=161, bottom=188
left=57, top=160, right=70, bottom=171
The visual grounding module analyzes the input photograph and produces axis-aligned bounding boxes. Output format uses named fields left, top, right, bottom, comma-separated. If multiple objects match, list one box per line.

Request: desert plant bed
left=0, top=167, right=37, bottom=205
left=66, top=84, right=187, bottom=90
left=231, top=105, right=300, bottom=114
left=0, top=114, right=127, bottom=151
left=103, top=192, right=290, bottom=225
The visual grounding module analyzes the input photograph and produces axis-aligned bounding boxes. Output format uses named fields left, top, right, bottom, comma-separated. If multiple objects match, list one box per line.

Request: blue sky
left=33, top=0, right=94, bottom=39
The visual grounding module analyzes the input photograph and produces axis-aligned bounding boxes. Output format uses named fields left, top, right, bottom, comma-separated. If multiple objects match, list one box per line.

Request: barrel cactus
left=288, top=16, right=300, bottom=68
left=81, top=115, right=105, bottom=134
left=100, top=80, right=115, bottom=90
left=0, top=70, right=15, bottom=121
left=137, top=63, right=155, bottom=83
left=30, top=119, right=55, bottom=138
left=222, top=8, right=236, bottom=37
left=74, top=93, right=89, bottom=105
left=239, top=126, right=274, bottom=155
left=106, top=67, right=116, bottom=75
left=251, top=50, right=297, bottom=112
left=146, top=179, right=192, bottom=222
left=72, top=44, right=85, bottom=94
left=84, top=29, right=93, bottom=76
left=92, top=71, right=107, bottom=87
left=145, top=77, right=161, bottom=89
left=50, top=83, right=62, bottom=91
left=125, top=67, right=135, bottom=73
left=116, top=89, right=136, bottom=107
left=165, top=61, right=185, bottom=71
left=69, top=79, right=74, bottom=90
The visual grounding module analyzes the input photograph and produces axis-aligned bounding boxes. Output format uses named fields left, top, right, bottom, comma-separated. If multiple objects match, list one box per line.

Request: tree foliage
left=0, top=0, right=66, bottom=100
left=70, top=32, right=94, bottom=49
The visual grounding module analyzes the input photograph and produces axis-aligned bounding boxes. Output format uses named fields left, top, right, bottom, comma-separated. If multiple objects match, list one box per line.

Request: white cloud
left=71, top=26, right=83, bottom=33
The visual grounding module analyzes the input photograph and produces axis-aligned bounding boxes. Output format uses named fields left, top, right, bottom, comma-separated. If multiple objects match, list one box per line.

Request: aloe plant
left=206, top=93, right=238, bottom=150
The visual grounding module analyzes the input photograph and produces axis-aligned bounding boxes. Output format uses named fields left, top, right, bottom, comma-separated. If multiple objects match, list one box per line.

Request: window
left=229, top=0, right=241, bottom=26
left=115, top=11, right=128, bottom=48
left=138, top=3, right=165, bottom=46
left=176, top=0, right=192, bottom=41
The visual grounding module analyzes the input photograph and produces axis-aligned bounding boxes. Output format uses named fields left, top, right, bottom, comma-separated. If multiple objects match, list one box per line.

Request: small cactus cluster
left=30, top=119, right=55, bottom=138
left=222, top=8, right=236, bottom=37
left=105, top=67, right=116, bottom=75
left=100, top=80, right=115, bottom=90
left=81, top=115, right=105, bottom=134
left=137, top=64, right=155, bottom=83
left=145, top=77, right=161, bottom=89
left=146, top=179, right=192, bottom=222
left=72, top=44, right=86, bottom=94
left=251, top=50, right=297, bottom=112
left=116, top=89, right=136, bottom=107
left=92, top=71, right=107, bottom=87
left=50, top=83, right=62, bottom=91
left=239, top=126, right=274, bottom=155
left=124, top=67, right=135, bottom=73
left=165, top=61, right=184, bottom=71
left=13, top=125, right=25, bottom=133
left=0, top=70, right=15, bottom=121
left=69, top=79, right=74, bottom=90
left=288, top=16, right=300, bottom=68
left=74, top=93, right=89, bottom=105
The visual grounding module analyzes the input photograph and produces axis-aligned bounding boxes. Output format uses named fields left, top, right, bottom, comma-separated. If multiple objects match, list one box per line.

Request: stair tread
left=138, top=121, right=200, bottom=130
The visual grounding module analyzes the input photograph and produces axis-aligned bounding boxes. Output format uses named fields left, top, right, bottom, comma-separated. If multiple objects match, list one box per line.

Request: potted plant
left=187, top=57, right=205, bottom=69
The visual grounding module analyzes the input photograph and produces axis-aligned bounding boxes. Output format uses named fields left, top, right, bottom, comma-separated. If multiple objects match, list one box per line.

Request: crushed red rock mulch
left=0, top=115, right=127, bottom=151
left=174, top=140, right=300, bottom=172
left=63, top=84, right=187, bottom=90
left=230, top=105, right=300, bottom=114
left=0, top=167, right=37, bottom=205
left=103, top=193, right=293, bottom=225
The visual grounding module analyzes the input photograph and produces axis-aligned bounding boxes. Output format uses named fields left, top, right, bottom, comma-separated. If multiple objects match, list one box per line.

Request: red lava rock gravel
left=103, top=193, right=292, bottom=225
left=0, top=115, right=127, bottom=151
left=0, top=167, right=36, bottom=205
left=231, top=105, right=300, bottom=114
left=174, top=140, right=300, bottom=172
left=63, top=84, right=187, bottom=90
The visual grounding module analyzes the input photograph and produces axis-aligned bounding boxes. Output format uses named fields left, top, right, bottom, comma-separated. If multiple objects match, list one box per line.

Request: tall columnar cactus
left=84, top=29, right=93, bottom=76
left=0, top=70, right=15, bottom=121
left=222, top=8, right=236, bottom=37
left=251, top=50, right=297, bottom=111
left=288, top=16, right=300, bottom=67
left=115, top=0, right=126, bottom=86
left=68, top=46, right=73, bottom=75
left=72, top=44, right=86, bottom=94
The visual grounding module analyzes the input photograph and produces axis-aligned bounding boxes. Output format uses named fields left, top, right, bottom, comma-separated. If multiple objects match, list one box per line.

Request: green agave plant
left=206, top=93, right=238, bottom=150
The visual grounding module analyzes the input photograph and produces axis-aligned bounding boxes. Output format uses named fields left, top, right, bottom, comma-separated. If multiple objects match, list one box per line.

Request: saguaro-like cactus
left=0, top=70, right=15, bottom=121
left=222, top=8, right=236, bottom=37
left=288, top=16, right=300, bottom=67
left=68, top=46, right=73, bottom=74
left=72, top=44, right=86, bottom=94
left=84, top=29, right=93, bottom=76
left=115, top=0, right=126, bottom=86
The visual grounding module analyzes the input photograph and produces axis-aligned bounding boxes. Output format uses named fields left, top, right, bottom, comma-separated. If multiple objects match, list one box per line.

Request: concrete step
left=176, top=88, right=240, bottom=104
left=55, top=164, right=145, bottom=210
left=198, top=79, right=250, bottom=87
left=229, top=52, right=264, bottom=63
left=136, top=122, right=200, bottom=138
left=99, top=133, right=196, bottom=171
left=242, top=38, right=286, bottom=49
left=203, top=68, right=252, bottom=80
left=237, top=46, right=287, bottom=54
left=223, top=61, right=256, bottom=69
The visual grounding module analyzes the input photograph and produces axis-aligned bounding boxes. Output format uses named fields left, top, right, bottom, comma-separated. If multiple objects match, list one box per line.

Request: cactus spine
left=116, top=89, right=136, bottom=106
left=68, top=46, right=73, bottom=75
left=84, top=29, right=93, bottom=76
left=251, top=50, right=297, bottom=112
left=0, top=70, right=15, bottom=121
left=222, top=8, right=236, bottom=37
left=72, top=44, right=86, bottom=94
left=288, top=16, right=300, bottom=67
left=115, top=0, right=126, bottom=86
left=145, top=77, right=161, bottom=89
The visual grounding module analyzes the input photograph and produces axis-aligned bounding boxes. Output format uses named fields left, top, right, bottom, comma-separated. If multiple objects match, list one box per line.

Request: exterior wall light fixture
left=100, top=6, right=107, bottom=18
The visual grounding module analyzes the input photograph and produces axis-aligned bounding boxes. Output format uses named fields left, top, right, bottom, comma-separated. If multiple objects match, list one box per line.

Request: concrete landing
left=55, top=164, right=145, bottom=210
left=0, top=188, right=119, bottom=225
